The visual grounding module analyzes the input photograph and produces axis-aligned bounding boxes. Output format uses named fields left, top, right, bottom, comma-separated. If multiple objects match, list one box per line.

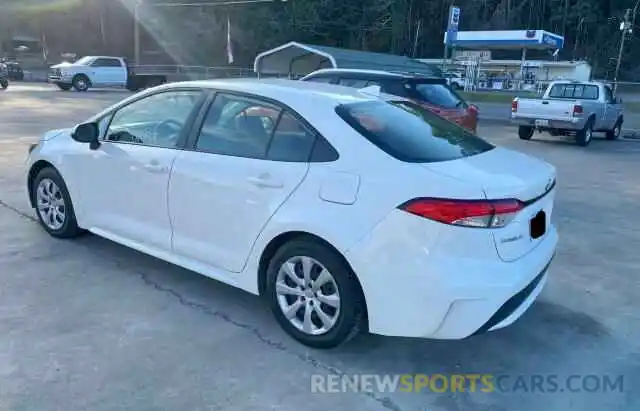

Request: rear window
left=400, top=81, right=467, bottom=109
left=548, top=84, right=599, bottom=100
left=335, top=100, right=493, bottom=163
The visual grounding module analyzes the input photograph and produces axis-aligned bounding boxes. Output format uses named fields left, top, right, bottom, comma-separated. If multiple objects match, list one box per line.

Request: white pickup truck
left=48, top=56, right=167, bottom=92
left=511, top=81, right=624, bottom=146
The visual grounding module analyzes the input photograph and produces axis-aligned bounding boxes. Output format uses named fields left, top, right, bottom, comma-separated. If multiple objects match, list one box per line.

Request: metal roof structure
left=254, top=42, right=440, bottom=77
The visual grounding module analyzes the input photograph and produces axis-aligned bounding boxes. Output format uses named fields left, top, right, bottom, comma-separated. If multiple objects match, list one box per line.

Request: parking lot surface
left=0, top=84, right=638, bottom=411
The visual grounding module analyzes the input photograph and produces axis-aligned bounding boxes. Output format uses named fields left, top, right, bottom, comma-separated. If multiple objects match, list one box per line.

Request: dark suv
left=301, top=68, right=478, bottom=132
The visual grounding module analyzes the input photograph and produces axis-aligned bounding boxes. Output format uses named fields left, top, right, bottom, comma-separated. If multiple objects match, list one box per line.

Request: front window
left=104, top=90, right=202, bottom=148
left=335, top=100, right=493, bottom=163
left=74, top=56, right=94, bottom=65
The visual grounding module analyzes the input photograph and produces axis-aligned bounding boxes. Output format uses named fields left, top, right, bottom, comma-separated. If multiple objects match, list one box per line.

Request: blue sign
left=541, top=33, right=563, bottom=49
left=446, top=6, right=461, bottom=44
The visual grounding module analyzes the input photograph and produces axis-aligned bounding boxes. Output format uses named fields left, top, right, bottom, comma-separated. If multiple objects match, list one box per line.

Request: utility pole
left=613, top=8, right=632, bottom=94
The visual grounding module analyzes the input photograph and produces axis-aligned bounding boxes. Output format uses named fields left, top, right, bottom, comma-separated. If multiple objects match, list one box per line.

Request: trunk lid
left=422, top=147, right=557, bottom=261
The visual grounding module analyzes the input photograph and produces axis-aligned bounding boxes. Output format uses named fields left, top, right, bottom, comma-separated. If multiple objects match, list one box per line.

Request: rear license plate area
left=530, top=210, right=546, bottom=239
left=535, top=119, right=549, bottom=127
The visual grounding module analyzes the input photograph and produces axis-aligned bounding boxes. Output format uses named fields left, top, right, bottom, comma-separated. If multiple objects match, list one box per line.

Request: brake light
left=572, top=105, right=583, bottom=116
left=511, top=100, right=518, bottom=113
left=399, top=198, right=524, bottom=228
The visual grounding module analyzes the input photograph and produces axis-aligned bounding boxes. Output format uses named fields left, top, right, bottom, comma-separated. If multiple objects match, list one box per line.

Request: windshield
left=410, top=82, right=467, bottom=109
left=335, top=100, right=493, bottom=163
left=74, top=56, right=94, bottom=65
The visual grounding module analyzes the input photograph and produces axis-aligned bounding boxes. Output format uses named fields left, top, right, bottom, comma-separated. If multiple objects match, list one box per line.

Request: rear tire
left=31, top=167, right=84, bottom=239
left=518, top=125, right=534, bottom=140
left=265, top=238, right=366, bottom=349
left=72, top=74, right=90, bottom=92
left=576, top=118, right=594, bottom=146
left=605, top=118, right=623, bottom=140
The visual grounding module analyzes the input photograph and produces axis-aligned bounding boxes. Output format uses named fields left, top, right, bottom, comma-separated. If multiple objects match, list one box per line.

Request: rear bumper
left=346, top=210, right=558, bottom=339
left=511, top=115, right=586, bottom=130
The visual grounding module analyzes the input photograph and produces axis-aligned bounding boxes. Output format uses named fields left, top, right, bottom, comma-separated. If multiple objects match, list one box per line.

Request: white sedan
left=26, top=79, right=558, bottom=348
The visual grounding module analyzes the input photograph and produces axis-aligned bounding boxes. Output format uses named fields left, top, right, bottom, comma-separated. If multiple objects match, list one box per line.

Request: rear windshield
left=548, top=83, right=599, bottom=100
left=336, top=100, right=493, bottom=163
left=406, top=81, right=467, bottom=109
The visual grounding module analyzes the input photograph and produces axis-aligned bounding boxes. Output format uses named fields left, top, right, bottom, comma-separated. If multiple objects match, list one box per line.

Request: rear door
left=169, top=92, right=316, bottom=272
left=91, top=58, right=126, bottom=86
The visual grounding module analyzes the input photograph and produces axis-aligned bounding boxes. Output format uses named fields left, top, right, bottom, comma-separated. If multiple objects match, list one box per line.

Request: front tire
left=32, top=167, right=83, bottom=238
left=265, top=238, right=366, bottom=349
left=57, top=83, right=72, bottom=91
left=72, top=74, right=90, bottom=92
left=518, top=125, right=534, bottom=140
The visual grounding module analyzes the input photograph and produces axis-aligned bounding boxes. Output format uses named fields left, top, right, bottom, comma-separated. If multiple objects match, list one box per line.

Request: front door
left=169, top=92, right=315, bottom=272
left=77, top=89, right=204, bottom=250
left=603, top=85, right=620, bottom=129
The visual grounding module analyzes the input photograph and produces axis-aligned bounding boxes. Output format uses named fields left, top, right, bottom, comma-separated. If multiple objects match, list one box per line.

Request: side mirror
left=71, top=122, right=100, bottom=150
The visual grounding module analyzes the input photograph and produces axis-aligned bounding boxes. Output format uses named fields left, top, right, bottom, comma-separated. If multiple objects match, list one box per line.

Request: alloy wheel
left=36, top=178, right=66, bottom=230
left=275, top=256, right=341, bottom=335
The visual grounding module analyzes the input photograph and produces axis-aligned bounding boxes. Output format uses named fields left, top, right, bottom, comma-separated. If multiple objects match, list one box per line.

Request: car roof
left=164, top=78, right=398, bottom=106
left=303, top=68, right=440, bottom=80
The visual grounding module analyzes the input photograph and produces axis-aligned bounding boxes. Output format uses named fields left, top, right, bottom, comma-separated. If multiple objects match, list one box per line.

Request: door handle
left=143, top=162, right=168, bottom=174
left=247, top=176, right=283, bottom=189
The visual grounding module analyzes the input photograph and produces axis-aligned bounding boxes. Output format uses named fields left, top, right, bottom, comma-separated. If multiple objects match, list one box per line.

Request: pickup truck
left=48, top=56, right=167, bottom=92
left=511, top=81, right=624, bottom=146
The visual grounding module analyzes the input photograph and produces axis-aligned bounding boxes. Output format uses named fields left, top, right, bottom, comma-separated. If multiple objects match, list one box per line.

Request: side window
left=195, top=93, right=282, bottom=159
left=105, top=90, right=201, bottom=148
left=338, top=78, right=369, bottom=88
left=382, top=80, right=410, bottom=98
left=604, top=86, right=614, bottom=103
left=366, top=80, right=383, bottom=87
left=92, top=58, right=121, bottom=67
left=266, top=111, right=317, bottom=162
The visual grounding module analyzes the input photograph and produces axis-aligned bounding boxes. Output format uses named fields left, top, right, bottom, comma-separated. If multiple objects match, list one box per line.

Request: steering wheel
left=152, top=119, right=183, bottom=146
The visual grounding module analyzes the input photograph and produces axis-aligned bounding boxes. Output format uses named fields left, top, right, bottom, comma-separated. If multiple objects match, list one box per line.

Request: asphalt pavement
left=0, top=84, right=638, bottom=411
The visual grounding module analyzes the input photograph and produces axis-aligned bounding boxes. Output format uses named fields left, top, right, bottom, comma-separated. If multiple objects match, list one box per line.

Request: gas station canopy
left=444, top=30, right=564, bottom=50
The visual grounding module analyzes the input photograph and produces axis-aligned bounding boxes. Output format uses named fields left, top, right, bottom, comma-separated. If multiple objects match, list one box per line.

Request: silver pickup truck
left=511, top=81, right=624, bottom=146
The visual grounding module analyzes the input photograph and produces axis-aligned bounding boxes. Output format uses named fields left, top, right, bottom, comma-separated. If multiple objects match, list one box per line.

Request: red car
left=301, top=68, right=478, bottom=133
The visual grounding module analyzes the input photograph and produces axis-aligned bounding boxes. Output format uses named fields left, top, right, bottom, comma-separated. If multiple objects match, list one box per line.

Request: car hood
left=50, top=62, right=77, bottom=69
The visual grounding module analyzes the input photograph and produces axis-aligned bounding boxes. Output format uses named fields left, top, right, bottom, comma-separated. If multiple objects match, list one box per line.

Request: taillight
left=511, top=100, right=518, bottom=113
left=572, top=105, right=583, bottom=116
left=398, top=198, right=524, bottom=228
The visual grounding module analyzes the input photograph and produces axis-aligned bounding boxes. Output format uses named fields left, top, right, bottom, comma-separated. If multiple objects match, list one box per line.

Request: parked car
left=511, top=81, right=624, bottom=146
left=26, top=79, right=557, bottom=348
left=443, top=71, right=464, bottom=89
left=0, top=62, right=9, bottom=89
left=1, top=57, right=24, bottom=80
left=301, top=68, right=479, bottom=132
left=48, top=55, right=167, bottom=92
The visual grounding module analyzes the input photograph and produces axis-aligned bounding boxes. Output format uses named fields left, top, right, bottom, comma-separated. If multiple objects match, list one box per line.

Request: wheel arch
left=257, top=230, right=369, bottom=328
left=27, top=160, right=58, bottom=208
